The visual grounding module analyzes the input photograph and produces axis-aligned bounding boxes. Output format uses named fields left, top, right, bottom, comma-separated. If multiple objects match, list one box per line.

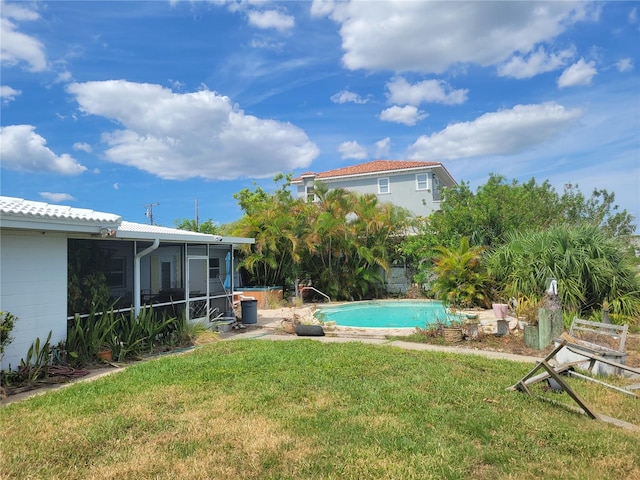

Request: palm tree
left=431, top=237, right=490, bottom=310
left=486, top=224, right=640, bottom=319
left=232, top=178, right=413, bottom=301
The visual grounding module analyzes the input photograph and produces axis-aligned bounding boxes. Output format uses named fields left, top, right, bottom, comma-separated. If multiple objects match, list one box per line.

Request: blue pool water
left=315, top=300, right=454, bottom=328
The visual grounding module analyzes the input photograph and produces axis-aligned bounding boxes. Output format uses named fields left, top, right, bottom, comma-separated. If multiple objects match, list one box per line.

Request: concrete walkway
left=226, top=329, right=542, bottom=364
left=224, top=305, right=542, bottom=364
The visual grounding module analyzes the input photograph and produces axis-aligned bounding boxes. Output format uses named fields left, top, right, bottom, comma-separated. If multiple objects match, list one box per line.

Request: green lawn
left=1, top=340, right=638, bottom=479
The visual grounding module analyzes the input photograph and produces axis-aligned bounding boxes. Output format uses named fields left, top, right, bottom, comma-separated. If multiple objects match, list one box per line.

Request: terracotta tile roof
left=0, top=196, right=121, bottom=224
left=292, top=160, right=442, bottom=182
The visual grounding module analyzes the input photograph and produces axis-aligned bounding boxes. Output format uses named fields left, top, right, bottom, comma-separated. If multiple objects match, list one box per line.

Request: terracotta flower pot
left=97, top=349, right=112, bottom=362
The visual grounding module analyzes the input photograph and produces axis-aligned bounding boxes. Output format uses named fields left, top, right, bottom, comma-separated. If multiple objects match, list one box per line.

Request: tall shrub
left=486, top=224, right=640, bottom=319
left=431, top=237, right=490, bottom=309
left=232, top=176, right=411, bottom=300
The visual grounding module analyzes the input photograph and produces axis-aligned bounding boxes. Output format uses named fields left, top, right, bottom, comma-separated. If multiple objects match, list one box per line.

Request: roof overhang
left=317, top=165, right=441, bottom=183
left=0, top=197, right=255, bottom=246
left=0, top=217, right=121, bottom=234
left=0, top=196, right=122, bottom=234
left=116, top=221, right=254, bottom=245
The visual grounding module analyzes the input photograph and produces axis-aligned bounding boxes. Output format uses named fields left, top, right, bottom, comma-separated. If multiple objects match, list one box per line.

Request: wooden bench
left=554, top=317, right=629, bottom=376
left=568, top=317, right=628, bottom=352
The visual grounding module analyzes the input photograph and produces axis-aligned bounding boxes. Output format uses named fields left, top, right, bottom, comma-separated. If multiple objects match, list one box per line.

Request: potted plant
left=97, top=343, right=113, bottom=362
left=463, top=316, right=480, bottom=340
left=514, top=295, right=539, bottom=330
left=443, top=318, right=464, bottom=342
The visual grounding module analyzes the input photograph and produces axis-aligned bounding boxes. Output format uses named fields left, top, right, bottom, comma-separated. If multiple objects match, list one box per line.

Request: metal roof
left=119, top=221, right=211, bottom=237
left=117, top=221, right=253, bottom=244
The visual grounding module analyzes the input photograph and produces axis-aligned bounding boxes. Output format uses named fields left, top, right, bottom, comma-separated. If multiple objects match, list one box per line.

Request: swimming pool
left=315, top=300, right=455, bottom=328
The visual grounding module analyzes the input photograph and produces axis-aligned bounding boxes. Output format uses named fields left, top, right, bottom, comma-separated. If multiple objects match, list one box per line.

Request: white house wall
left=0, top=231, right=68, bottom=370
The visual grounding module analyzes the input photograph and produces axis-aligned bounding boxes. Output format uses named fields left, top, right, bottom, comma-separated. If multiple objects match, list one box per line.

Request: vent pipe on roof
left=133, top=238, right=160, bottom=316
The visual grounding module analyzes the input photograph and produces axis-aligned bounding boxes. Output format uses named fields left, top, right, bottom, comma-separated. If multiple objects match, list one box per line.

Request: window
left=378, top=177, right=390, bottom=194
left=432, top=175, right=442, bottom=201
left=106, top=257, right=126, bottom=288
left=416, top=173, right=428, bottom=191
left=209, top=257, right=220, bottom=280
left=306, top=185, right=315, bottom=202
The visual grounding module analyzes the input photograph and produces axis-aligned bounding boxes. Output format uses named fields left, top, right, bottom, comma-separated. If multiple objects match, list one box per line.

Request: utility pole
left=144, top=202, right=159, bottom=225
left=195, top=198, right=199, bottom=229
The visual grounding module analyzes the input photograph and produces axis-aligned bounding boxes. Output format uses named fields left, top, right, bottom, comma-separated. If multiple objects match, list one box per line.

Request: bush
left=431, top=237, right=490, bottom=309
left=486, top=224, right=640, bottom=318
left=0, top=311, right=17, bottom=356
left=66, top=305, right=185, bottom=366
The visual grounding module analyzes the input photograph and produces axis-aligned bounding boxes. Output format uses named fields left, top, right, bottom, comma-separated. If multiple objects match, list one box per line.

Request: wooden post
left=538, top=308, right=553, bottom=349
left=551, top=308, right=564, bottom=339
left=524, top=324, right=539, bottom=349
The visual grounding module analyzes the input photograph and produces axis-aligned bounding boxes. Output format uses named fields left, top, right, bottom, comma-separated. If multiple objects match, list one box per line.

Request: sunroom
left=68, top=221, right=254, bottom=324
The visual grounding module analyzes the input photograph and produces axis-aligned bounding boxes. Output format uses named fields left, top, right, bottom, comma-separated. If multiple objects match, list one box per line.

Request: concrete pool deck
left=228, top=305, right=542, bottom=364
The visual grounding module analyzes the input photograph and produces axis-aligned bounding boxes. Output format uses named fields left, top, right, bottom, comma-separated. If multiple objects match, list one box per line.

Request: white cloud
left=408, top=102, right=582, bottom=160
left=379, top=105, right=427, bottom=126
left=247, top=9, right=294, bottom=32
left=73, top=142, right=92, bottom=152
left=616, top=58, right=633, bottom=73
left=498, top=46, right=575, bottom=79
left=0, top=4, right=47, bottom=72
left=338, top=140, right=368, bottom=160
left=113, top=183, right=119, bottom=190
left=0, top=85, right=21, bottom=103
left=39, top=192, right=75, bottom=202
left=557, top=58, right=597, bottom=88
left=54, top=69, right=73, bottom=84
left=374, top=137, right=391, bottom=158
left=314, top=1, right=594, bottom=73
left=0, top=125, right=87, bottom=175
left=629, top=7, right=637, bottom=24
left=330, top=89, right=368, bottom=104
left=66, top=80, right=318, bottom=180
left=385, top=77, right=467, bottom=106
left=310, top=0, right=336, bottom=18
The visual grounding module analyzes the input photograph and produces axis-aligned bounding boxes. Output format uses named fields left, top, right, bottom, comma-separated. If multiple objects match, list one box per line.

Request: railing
left=299, top=286, right=330, bottom=302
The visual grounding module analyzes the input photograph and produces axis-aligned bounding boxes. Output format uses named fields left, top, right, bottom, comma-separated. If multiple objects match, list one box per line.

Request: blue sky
left=1, top=1, right=639, bottom=230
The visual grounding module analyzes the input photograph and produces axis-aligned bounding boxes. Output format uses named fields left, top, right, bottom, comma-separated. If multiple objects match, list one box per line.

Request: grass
left=1, top=340, right=639, bottom=479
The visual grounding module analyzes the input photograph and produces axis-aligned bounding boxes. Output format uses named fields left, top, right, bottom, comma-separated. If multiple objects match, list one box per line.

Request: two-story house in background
left=291, top=160, right=457, bottom=218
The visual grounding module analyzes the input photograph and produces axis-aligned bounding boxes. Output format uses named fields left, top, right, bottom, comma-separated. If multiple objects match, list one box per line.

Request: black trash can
left=241, top=299, right=258, bottom=324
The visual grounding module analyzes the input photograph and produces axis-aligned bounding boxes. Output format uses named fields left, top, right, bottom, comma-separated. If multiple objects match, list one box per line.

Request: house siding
left=0, top=231, right=68, bottom=370
left=298, top=171, right=441, bottom=217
